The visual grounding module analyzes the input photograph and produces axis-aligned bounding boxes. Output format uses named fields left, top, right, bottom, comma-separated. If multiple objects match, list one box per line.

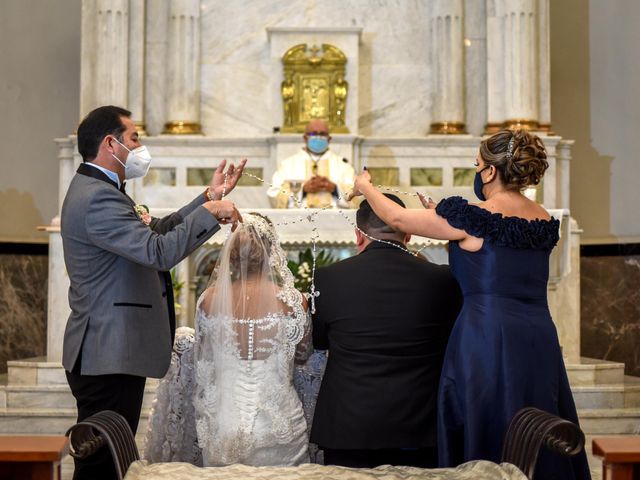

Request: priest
left=268, top=119, right=355, bottom=208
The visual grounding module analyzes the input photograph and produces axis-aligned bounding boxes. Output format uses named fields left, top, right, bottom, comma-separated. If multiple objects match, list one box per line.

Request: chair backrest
left=65, top=410, right=140, bottom=480
left=501, top=407, right=585, bottom=479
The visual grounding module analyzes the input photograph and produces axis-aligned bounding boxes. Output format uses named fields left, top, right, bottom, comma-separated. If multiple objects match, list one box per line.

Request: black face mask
left=474, top=166, right=491, bottom=201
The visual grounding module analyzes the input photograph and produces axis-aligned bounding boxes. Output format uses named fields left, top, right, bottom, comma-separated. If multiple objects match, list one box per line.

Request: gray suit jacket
left=61, top=164, right=220, bottom=378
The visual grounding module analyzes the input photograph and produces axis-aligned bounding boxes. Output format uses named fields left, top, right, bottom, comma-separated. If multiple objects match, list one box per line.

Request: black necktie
left=119, top=181, right=127, bottom=193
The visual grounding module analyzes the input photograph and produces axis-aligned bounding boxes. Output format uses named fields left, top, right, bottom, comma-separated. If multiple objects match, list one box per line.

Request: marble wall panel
left=144, top=0, right=169, bottom=136
left=581, top=253, right=640, bottom=376
left=359, top=66, right=431, bottom=136
left=199, top=0, right=439, bottom=137
left=464, top=0, right=487, bottom=136
left=0, top=254, right=48, bottom=373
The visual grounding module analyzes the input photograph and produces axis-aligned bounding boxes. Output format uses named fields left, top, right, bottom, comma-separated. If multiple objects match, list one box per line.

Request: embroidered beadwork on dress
left=144, top=327, right=203, bottom=465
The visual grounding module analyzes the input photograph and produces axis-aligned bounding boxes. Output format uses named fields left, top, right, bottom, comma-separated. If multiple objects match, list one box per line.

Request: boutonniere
left=134, top=204, right=152, bottom=226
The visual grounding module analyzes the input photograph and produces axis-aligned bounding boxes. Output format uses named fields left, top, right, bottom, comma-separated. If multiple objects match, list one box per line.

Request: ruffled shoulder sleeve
left=435, top=196, right=560, bottom=250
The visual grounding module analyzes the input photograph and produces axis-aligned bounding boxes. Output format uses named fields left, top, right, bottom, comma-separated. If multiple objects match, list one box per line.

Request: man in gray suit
left=61, top=105, right=244, bottom=480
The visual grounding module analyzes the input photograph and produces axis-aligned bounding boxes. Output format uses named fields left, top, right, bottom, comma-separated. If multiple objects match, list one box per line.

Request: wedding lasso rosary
left=218, top=169, right=436, bottom=313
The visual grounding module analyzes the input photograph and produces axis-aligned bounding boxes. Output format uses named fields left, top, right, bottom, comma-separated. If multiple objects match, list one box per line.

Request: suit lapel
left=77, top=162, right=119, bottom=189
left=76, top=163, right=135, bottom=205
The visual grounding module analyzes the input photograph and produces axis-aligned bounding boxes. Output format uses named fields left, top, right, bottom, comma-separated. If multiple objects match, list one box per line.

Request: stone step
left=566, top=357, right=625, bottom=386
left=571, top=374, right=640, bottom=409
left=0, top=374, right=6, bottom=408
left=9, top=356, right=628, bottom=387
left=578, top=408, right=640, bottom=435
left=6, top=357, right=161, bottom=388
left=7, top=357, right=68, bottom=385
left=1, top=384, right=158, bottom=410
left=622, top=375, right=640, bottom=407
left=0, top=408, right=151, bottom=435
left=572, top=385, right=626, bottom=409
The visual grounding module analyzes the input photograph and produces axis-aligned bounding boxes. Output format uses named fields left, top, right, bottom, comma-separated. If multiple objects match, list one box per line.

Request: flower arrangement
left=287, top=248, right=337, bottom=292
left=134, top=204, right=152, bottom=226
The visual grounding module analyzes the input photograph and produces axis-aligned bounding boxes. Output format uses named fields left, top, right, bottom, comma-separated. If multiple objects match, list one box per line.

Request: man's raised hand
left=209, top=158, right=248, bottom=199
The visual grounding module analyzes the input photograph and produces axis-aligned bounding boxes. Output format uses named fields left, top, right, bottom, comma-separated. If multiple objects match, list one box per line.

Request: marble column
left=429, top=0, right=466, bottom=134
left=80, top=0, right=132, bottom=117
left=486, top=0, right=539, bottom=133
left=47, top=229, right=71, bottom=363
left=128, top=0, right=147, bottom=135
left=163, top=0, right=202, bottom=135
left=55, top=137, right=77, bottom=214
left=96, top=0, right=129, bottom=107
left=557, top=139, right=574, bottom=210
left=537, top=0, right=552, bottom=133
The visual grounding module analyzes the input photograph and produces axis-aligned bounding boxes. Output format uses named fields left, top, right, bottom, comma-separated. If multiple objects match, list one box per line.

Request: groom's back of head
left=356, top=194, right=406, bottom=242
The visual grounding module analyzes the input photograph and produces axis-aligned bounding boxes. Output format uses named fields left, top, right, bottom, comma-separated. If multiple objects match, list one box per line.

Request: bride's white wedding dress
left=194, top=306, right=311, bottom=466
left=144, top=214, right=312, bottom=467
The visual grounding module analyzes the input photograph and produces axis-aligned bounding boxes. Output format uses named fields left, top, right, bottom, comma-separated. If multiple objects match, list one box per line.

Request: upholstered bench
left=124, top=460, right=526, bottom=480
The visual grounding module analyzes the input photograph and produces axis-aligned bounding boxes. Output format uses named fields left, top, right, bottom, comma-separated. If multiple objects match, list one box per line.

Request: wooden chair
left=65, top=410, right=140, bottom=480
left=501, top=407, right=585, bottom=479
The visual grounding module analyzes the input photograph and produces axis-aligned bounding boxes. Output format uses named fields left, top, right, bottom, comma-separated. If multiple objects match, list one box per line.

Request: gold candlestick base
left=537, top=123, right=556, bottom=135
left=502, top=119, right=539, bottom=131
left=134, top=121, right=147, bottom=137
left=429, top=121, right=467, bottom=135
left=163, top=121, right=202, bottom=135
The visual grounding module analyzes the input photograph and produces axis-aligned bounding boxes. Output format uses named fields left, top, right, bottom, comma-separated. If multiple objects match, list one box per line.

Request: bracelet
left=205, top=187, right=216, bottom=202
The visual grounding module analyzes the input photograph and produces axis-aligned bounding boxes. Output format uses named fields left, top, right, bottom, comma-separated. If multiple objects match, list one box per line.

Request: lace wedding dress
left=144, top=214, right=312, bottom=467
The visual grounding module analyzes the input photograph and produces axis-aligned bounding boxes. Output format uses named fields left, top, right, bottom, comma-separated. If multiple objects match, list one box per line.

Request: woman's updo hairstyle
left=479, top=129, right=548, bottom=189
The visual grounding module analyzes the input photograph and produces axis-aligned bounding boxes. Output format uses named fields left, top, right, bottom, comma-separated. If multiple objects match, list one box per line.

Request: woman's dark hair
left=77, top=105, right=131, bottom=162
left=479, top=129, right=548, bottom=189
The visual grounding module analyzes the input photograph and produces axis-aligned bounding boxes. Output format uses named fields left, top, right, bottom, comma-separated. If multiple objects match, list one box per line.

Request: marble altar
left=43, top=0, right=581, bottom=363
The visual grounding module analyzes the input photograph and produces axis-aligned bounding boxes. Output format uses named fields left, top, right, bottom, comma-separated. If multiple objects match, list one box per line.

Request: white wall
left=0, top=0, right=81, bottom=243
left=589, top=0, right=640, bottom=243
left=551, top=0, right=640, bottom=244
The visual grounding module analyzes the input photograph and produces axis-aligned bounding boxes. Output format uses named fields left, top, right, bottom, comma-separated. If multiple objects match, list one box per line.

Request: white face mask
left=110, top=137, right=152, bottom=180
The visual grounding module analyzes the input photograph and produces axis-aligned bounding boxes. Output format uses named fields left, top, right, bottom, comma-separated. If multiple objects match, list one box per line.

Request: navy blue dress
left=436, top=197, right=591, bottom=480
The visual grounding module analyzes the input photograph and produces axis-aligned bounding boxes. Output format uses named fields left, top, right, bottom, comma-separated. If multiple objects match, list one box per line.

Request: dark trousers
left=66, top=369, right=146, bottom=480
left=323, top=446, right=438, bottom=469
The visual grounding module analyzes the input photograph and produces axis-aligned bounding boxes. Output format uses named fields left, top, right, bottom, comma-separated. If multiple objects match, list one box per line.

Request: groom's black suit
left=311, top=241, right=462, bottom=466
